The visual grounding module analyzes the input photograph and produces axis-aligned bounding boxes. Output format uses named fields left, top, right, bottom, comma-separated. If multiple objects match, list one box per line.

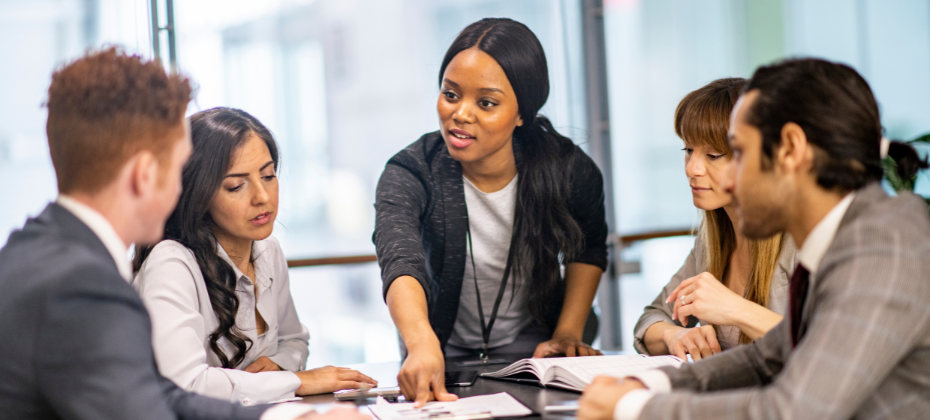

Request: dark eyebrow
left=224, top=160, right=275, bottom=178
left=442, top=78, right=505, bottom=95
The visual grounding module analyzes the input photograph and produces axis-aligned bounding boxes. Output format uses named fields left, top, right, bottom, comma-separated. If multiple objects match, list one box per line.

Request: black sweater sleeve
left=373, top=143, right=433, bottom=303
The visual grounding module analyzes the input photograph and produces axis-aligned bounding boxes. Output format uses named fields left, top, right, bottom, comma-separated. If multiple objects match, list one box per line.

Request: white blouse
left=132, top=236, right=310, bottom=405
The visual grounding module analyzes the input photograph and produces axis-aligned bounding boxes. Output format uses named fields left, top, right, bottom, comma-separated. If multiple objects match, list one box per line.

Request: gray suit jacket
left=0, top=203, right=269, bottom=420
left=640, top=183, right=930, bottom=420
left=633, top=233, right=796, bottom=354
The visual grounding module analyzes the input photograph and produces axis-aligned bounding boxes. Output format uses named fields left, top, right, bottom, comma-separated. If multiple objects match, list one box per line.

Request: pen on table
left=355, top=386, right=371, bottom=405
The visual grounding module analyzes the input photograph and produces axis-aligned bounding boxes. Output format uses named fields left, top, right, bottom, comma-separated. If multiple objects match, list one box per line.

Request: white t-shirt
left=448, top=175, right=532, bottom=349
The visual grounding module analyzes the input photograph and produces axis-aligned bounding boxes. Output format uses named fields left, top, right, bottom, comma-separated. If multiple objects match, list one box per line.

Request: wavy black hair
left=134, top=107, right=279, bottom=368
left=439, top=18, right=584, bottom=323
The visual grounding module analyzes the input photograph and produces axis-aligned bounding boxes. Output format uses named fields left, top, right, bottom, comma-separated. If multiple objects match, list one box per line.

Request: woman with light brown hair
left=632, top=77, right=797, bottom=360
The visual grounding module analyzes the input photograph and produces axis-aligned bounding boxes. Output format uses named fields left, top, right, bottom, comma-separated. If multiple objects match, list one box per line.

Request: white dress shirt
left=613, top=193, right=856, bottom=420
left=132, top=235, right=310, bottom=405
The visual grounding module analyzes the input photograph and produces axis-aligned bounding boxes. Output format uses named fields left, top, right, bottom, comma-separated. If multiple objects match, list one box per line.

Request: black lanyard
left=465, top=207, right=517, bottom=364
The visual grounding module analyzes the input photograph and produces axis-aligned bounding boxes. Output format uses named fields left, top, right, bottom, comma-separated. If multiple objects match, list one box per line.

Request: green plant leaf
left=910, top=133, right=930, bottom=144
left=882, top=156, right=912, bottom=192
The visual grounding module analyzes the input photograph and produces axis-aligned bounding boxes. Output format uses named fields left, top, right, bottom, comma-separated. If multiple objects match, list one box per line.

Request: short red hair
left=46, top=47, right=192, bottom=194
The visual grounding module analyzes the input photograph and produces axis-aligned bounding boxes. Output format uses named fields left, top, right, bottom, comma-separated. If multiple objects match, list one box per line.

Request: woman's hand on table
left=662, top=325, right=721, bottom=361
left=294, top=366, right=378, bottom=396
left=397, top=343, right=458, bottom=408
left=533, top=331, right=602, bottom=358
left=667, top=272, right=747, bottom=326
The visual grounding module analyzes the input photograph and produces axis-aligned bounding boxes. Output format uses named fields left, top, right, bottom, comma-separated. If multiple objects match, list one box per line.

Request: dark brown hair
left=46, top=46, right=192, bottom=194
left=746, top=59, right=876, bottom=189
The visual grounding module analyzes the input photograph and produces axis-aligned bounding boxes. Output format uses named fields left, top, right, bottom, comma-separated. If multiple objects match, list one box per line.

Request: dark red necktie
left=789, top=264, right=811, bottom=348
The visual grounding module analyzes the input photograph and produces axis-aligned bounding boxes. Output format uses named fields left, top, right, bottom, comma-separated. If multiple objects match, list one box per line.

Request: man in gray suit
left=0, top=48, right=365, bottom=420
left=579, top=58, right=930, bottom=420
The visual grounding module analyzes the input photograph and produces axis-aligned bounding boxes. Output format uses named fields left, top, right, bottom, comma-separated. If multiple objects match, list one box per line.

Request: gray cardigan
left=632, top=231, right=797, bottom=354
left=373, top=131, right=608, bottom=350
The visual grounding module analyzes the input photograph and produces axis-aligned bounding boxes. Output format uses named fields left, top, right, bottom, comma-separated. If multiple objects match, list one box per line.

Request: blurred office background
left=2, top=0, right=928, bottom=365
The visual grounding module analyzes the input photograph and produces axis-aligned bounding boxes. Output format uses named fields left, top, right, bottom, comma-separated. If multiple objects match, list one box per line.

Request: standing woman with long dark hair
left=374, top=18, right=608, bottom=405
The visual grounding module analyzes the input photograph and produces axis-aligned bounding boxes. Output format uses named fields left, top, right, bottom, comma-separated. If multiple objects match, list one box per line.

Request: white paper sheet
left=369, top=392, right=532, bottom=420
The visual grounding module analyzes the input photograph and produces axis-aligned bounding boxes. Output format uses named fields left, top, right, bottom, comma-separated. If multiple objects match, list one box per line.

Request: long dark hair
left=440, top=18, right=584, bottom=323
left=746, top=58, right=928, bottom=190
left=133, top=107, right=279, bottom=368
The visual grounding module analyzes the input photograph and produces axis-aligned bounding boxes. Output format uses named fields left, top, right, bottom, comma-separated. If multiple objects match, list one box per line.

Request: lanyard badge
left=465, top=203, right=517, bottom=365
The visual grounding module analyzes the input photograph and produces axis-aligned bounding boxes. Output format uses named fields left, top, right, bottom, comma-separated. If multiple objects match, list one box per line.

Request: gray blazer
left=640, top=183, right=930, bottom=420
left=633, top=233, right=796, bottom=354
left=0, top=203, right=268, bottom=420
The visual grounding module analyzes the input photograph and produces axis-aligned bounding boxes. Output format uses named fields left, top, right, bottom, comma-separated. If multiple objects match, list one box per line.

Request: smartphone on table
left=445, top=370, right=479, bottom=387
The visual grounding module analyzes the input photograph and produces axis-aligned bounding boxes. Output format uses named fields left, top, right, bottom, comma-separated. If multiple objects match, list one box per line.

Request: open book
left=480, top=354, right=683, bottom=392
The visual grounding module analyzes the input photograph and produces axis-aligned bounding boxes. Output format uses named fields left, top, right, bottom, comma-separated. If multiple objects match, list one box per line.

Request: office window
left=0, top=0, right=151, bottom=248
left=1, top=0, right=591, bottom=365
left=172, top=0, right=589, bottom=365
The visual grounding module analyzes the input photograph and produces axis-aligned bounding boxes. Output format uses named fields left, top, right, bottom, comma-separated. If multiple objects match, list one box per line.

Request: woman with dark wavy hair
left=374, top=18, right=608, bottom=405
left=133, top=107, right=376, bottom=404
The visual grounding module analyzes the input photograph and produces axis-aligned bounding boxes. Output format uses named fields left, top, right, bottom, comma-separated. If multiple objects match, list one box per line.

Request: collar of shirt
left=216, top=238, right=272, bottom=288
left=796, top=192, right=856, bottom=275
left=56, top=195, right=132, bottom=282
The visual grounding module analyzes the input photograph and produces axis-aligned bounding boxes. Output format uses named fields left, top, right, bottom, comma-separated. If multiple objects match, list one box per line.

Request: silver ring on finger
left=681, top=294, right=687, bottom=306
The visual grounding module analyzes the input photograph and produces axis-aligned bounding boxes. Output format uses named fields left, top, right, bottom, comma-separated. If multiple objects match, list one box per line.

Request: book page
left=482, top=355, right=682, bottom=390
left=547, top=355, right=682, bottom=385
left=482, top=358, right=550, bottom=378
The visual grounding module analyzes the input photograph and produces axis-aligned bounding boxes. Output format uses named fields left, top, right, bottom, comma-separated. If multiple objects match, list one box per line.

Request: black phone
left=445, top=370, right=479, bottom=387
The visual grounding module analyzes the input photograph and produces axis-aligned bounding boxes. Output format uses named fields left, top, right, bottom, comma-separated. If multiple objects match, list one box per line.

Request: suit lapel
left=798, top=183, right=887, bottom=343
